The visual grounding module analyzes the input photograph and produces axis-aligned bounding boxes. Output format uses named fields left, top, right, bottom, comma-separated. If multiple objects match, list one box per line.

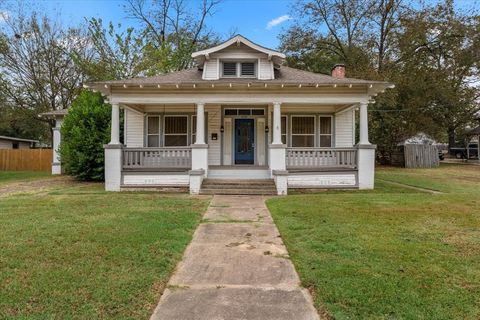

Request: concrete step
left=199, top=188, right=277, bottom=195
left=203, top=179, right=275, bottom=186
left=200, top=179, right=277, bottom=195
left=202, top=184, right=277, bottom=190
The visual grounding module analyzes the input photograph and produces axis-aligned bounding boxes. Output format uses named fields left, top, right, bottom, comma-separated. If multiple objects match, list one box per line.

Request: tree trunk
left=448, top=128, right=456, bottom=149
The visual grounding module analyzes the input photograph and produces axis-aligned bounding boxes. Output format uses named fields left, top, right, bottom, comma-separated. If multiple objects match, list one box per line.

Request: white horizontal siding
left=288, top=174, right=356, bottom=187
left=206, top=105, right=221, bottom=165
left=335, top=109, right=355, bottom=147
left=123, top=174, right=189, bottom=186
left=203, top=59, right=219, bottom=80
left=125, top=108, right=144, bottom=147
left=258, top=58, right=273, bottom=80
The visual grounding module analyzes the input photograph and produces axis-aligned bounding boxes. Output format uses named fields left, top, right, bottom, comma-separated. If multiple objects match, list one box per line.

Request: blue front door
left=235, top=119, right=255, bottom=164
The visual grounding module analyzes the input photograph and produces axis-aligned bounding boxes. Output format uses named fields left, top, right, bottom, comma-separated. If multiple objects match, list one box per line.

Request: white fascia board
left=192, top=35, right=286, bottom=59
left=110, top=93, right=371, bottom=105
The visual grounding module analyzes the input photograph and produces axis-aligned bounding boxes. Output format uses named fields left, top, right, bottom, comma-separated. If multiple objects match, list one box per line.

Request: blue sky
left=15, top=0, right=480, bottom=49
left=39, top=0, right=294, bottom=49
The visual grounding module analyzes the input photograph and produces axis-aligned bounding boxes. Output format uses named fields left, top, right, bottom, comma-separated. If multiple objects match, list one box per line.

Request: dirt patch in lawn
left=0, top=176, right=96, bottom=197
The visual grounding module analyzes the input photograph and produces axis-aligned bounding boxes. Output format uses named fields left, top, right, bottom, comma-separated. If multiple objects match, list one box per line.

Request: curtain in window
left=319, top=117, right=332, bottom=147
left=164, top=116, right=188, bottom=146
left=291, top=116, right=315, bottom=147
left=147, top=116, right=160, bottom=147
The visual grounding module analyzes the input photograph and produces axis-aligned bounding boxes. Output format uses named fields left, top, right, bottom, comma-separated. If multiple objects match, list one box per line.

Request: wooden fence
left=0, top=149, right=52, bottom=171
left=403, top=144, right=439, bottom=168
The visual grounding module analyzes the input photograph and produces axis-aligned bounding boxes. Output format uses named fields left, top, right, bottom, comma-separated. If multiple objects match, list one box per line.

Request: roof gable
left=192, top=35, right=285, bottom=66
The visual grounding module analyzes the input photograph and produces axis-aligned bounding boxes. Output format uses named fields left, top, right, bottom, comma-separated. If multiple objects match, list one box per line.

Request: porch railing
left=123, top=147, right=192, bottom=170
left=286, top=147, right=357, bottom=169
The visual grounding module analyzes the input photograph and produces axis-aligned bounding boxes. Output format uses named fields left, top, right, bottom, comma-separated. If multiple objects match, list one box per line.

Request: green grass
left=0, top=183, right=210, bottom=319
left=0, top=171, right=51, bottom=185
left=267, top=164, right=480, bottom=320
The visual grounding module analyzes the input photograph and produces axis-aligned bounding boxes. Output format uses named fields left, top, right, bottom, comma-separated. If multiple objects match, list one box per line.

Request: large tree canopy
left=280, top=0, right=479, bottom=159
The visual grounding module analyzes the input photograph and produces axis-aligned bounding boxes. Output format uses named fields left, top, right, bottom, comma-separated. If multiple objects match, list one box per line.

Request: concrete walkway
left=151, top=195, right=320, bottom=320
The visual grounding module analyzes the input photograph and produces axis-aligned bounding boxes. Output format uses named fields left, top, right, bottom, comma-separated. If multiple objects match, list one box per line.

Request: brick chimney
left=331, top=64, right=346, bottom=78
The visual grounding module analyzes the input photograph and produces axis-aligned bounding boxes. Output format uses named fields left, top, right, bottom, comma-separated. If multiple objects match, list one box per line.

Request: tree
left=124, top=0, right=222, bottom=74
left=280, top=0, right=479, bottom=160
left=0, top=8, right=92, bottom=141
left=59, top=91, right=111, bottom=181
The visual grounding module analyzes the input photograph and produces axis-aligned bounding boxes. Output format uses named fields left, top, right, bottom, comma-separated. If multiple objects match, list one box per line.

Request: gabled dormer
left=192, top=35, right=286, bottom=81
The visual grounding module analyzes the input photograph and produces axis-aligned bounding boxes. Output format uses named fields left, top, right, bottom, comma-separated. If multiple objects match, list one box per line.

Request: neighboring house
left=87, top=35, right=394, bottom=195
left=39, top=109, right=68, bottom=174
left=0, top=135, right=38, bottom=149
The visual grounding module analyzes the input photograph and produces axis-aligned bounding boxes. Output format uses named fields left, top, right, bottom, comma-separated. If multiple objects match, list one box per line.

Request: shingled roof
left=91, top=66, right=390, bottom=87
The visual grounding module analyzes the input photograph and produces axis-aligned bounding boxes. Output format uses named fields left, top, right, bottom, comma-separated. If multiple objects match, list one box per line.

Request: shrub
left=59, top=91, right=111, bottom=181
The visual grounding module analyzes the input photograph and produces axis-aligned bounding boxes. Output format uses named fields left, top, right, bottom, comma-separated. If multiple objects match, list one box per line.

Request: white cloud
left=266, top=15, right=291, bottom=30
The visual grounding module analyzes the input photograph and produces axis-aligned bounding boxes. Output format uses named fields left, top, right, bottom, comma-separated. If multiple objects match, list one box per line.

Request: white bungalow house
left=87, top=35, right=393, bottom=195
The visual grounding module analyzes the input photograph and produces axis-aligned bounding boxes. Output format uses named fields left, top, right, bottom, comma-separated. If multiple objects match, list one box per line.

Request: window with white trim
left=291, top=116, right=315, bottom=147
left=319, top=116, right=333, bottom=147
left=147, top=115, right=160, bottom=147
left=191, top=115, right=197, bottom=144
left=164, top=116, right=188, bottom=146
left=221, top=61, right=256, bottom=78
left=281, top=116, right=287, bottom=145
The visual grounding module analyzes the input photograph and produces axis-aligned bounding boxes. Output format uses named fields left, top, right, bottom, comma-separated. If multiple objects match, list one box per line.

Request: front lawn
left=0, top=183, right=210, bottom=319
left=0, top=171, right=51, bottom=185
left=267, top=164, right=480, bottom=320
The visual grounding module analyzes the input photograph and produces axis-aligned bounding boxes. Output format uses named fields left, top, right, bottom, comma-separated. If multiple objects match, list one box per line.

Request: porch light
left=220, top=125, right=224, bottom=133
left=265, top=126, right=269, bottom=133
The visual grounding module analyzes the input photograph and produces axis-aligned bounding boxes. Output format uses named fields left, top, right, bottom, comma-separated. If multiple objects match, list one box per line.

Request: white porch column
left=104, top=102, right=122, bottom=191
left=190, top=103, right=208, bottom=194
left=356, top=101, right=376, bottom=189
left=269, top=102, right=287, bottom=194
left=272, top=102, right=282, bottom=145
left=110, top=103, right=120, bottom=144
left=195, top=102, right=206, bottom=144
left=359, top=101, right=370, bottom=145
left=51, top=117, right=63, bottom=175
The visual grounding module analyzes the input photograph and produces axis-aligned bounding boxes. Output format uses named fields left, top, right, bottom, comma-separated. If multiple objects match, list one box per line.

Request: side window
left=147, top=116, right=160, bottom=147
left=319, top=116, right=333, bottom=147
left=281, top=116, right=287, bottom=145
left=191, top=115, right=196, bottom=144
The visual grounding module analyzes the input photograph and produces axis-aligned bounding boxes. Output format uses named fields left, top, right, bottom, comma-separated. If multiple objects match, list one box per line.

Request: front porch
left=104, top=96, right=376, bottom=195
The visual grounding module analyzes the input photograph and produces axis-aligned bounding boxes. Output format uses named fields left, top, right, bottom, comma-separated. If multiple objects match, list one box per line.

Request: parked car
left=449, top=143, right=479, bottom=159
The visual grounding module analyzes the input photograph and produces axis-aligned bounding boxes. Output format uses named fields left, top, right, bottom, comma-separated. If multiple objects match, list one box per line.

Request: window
left=164, top=116, right=188, bottom=146
left=222, top=62, right=237, bottom=77
left=319, top=116, right=333, bottom=147
left=291, top=116, right=315, bottom=147
left=147, top=116, right=160, bottom=147
left=241, top=62, right=255, bottom=76
left=225, top=109, right=237, bottom=115
left=222, top=61, right=256, bottom=78
left=281, top=116, right=287, bottom=144
left=191, top=115, right=196, bottom=144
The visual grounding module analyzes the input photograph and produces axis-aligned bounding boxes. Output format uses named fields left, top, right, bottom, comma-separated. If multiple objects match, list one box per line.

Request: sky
left=5, top=0, right=479, bottom=50
left=38, top=0, right=294, bottom=49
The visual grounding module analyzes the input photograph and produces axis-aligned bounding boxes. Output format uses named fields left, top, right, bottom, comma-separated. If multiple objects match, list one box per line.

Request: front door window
left=235, top=119, right=255, bottom=164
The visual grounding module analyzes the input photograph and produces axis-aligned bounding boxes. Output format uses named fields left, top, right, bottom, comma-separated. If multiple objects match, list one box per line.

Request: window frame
left=281, top=115, right=288, bottom=145
left=319, top=115, right=333, bottom=148
left=163, top=115, right=189, bottom=147
left=191, top=115, right=197, bottom=144
left=221, top=60, right=257, bottom=79
left=146, top=115, right=161, bottom=147
left=290, top=115, right=316, bottom=148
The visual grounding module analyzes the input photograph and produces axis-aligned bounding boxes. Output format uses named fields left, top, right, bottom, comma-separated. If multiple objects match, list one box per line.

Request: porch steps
left=200, top=179, right=277, bottom=195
